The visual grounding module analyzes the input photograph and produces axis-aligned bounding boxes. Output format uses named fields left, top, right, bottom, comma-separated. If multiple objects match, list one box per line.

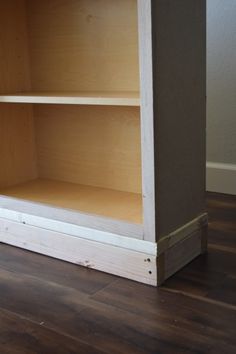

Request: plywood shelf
left=0, top=179, right=142, bottom=224
left=0, top=92, right=140, bottom=106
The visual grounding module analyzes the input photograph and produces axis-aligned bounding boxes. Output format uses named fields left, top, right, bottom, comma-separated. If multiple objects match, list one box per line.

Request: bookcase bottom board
left=0, top=178, right=142, bottom=224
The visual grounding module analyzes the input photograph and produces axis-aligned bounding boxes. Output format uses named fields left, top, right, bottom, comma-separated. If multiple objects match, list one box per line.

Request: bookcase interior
left=0, top=0, right=139, bottom=95
left=0, top=0, right=142, bottom=224
left=0, top=103, right=142, bottom=223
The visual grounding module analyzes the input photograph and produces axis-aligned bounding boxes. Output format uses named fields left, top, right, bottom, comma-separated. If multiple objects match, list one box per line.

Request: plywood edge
left=0, top=195, right=143, bottom=239
left=0, top=92, right=140, bottom=106
left=137, top=0, right=156, bottom=242
left=157, top=215, right=208, bottom=285
left=0, top=218, right=157, bottom=286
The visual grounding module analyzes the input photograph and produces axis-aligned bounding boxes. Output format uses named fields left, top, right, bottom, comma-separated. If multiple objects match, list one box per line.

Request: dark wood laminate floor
left=0, top=192, right=235, bottom=354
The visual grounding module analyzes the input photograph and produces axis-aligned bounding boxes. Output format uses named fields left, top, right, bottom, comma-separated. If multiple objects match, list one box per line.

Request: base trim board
left=206, top=162, right=236, bottom=196
left=157, top=225, right=207, bottom=285
left=157, top=213, right=208, bottom=256
left=0, top=213, right=207, bottom=287
left=0, top=218, right=157, bottom=286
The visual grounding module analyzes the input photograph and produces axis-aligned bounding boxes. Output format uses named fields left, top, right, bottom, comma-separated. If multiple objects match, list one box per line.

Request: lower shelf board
left=0, top=179, right=142, bottom=224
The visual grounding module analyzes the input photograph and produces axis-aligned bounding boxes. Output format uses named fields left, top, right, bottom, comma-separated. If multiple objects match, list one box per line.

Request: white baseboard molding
left=206, top=162, right=236, bottom=196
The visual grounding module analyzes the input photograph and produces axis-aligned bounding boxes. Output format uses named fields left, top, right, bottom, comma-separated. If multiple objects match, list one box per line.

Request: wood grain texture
left=34, top=104, right=142, bottom=194
left=0, top=309, right=105, bottom=354
left=0, top=178, right=142, bottom=223
left=0, top=0, right=31, bottom=94
left=0, top=1, right=37, bottom=188
left=0, top=193, right=235, bottom=353
left=0, top=218, right=157, bottom=285
left=138, top=0, right=156, bottom=242
left=152, top=0, right=206, bottom=238
left=0, top=104, right=37, bottom=188
left=27, top=0, right=139, bottom=92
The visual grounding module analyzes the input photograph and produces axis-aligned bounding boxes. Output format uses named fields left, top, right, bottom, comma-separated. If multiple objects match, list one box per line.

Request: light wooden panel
left=0, top=91, right=140, bottom=106
left=0, top=1, right=37, bottom=188
left=0, top=104, right=38, bottom=188
left=0, top=179, right=142, bottom=223
left=137, top=0, right=156, bottom=242
left=34, top=105, right=142, bottom=194
left=27, top=0, right=139, bottom=92
left=0, top=0, right=31, bottom=94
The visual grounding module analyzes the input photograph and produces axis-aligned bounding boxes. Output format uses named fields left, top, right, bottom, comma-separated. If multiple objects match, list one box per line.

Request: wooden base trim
left=157, top=225, right=207, bottom=286
left=157, top=213, right=208, bottom=256
left=0, top=218, right=157, bottom=286
left=0, top=212, right=207, bottom=286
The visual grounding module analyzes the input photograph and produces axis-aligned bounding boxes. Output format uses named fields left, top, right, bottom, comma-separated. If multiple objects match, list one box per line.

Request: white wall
left=207, top=0, right=236, bottom=194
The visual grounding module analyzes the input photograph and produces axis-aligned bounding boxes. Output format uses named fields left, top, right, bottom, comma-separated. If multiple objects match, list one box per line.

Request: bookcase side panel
left=152, top=0, right=206, bottom=239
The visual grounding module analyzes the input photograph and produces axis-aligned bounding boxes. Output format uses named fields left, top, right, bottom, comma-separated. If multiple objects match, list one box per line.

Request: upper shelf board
left=0, top=92, right=140, bottom=107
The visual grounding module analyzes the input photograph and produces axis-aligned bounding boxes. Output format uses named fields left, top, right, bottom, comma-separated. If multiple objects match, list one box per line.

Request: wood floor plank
left=162, top=249, right=236, bottom=297
left=0, top=267, right=187, bottom=354
left=0, top=266, right=229, bottom=354
left=91, top=278, right=236, bottom=353
left=0, top=309, right=105, bottom=354
left=206, top=274, right=236, bottom=306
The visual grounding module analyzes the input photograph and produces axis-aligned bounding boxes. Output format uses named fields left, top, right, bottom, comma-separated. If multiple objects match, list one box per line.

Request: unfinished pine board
left=138, top=0, right=156, bottom=242
left=0, top=1, right=31, bottom=94
left=35, top=105, right=142, bottom=194
left=27, top=0, right=139, bottom=92
left=0, top=2, right=37, bottom=188
left=0, top=92, right=140, bottom=106
left=0, top=218, right=156, bottom=285
left=0, top=104, right=37, bottom=188
left=0, top=179, right=142, bottom=224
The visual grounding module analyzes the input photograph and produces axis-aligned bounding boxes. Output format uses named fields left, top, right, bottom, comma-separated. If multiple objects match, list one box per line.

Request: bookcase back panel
left=0, top=1, right=31, bottom=94
left=27, top=0, right=139, bottom=92
left=35, top=105, right=142, bottom=194
left=0, top=104, right=38, bottom=188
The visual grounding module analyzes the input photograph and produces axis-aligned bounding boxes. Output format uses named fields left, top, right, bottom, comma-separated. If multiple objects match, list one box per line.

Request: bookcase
left=0, top=0, right=206, bottom=285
